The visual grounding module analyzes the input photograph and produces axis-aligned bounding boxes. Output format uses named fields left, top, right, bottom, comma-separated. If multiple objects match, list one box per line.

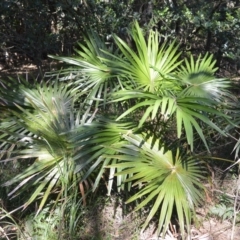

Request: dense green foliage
left=1, top=20, right=238, bottom=238
left=1, top=0, right=240, bottom=75
left=1, top=1, right=240, bottom=239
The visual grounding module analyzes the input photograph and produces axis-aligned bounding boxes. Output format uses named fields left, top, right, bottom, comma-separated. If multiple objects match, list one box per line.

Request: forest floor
left=79, top=169, right=240, bottom=240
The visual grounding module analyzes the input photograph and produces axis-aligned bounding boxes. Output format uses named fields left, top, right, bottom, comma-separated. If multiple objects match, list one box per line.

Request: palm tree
left=0, top=21, right=233, bottom=238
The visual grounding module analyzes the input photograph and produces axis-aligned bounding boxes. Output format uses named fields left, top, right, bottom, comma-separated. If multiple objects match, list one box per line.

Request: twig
left=224, top=158, right=240, bottom=172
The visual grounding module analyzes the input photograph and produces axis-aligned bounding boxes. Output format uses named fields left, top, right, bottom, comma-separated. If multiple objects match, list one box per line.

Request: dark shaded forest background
left=0, top=0, right=240, bottom=77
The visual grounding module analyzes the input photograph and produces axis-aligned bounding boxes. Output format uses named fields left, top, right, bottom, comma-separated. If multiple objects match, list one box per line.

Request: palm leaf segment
left=0, top=76, right=39, bottom=109
left=111, top=134, right=205, bottom=236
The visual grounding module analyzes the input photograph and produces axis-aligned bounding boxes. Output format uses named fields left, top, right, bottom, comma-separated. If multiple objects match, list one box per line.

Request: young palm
left=0, top=21, right=233, bottom=239
left=44, top=22, right=231, bottom=237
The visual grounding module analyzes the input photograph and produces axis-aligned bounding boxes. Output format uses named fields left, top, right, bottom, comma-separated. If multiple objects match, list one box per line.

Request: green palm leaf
left=109, top=133, right=205, bottom=236
left=107, top=24, right=231, bottom=152
left=178, top=53, right=232, bottom=101
left=110, top=21, right=182, bottom=93
left=0, top=88, right=77, bottom=209
left=0, top=80, right=95, bottom=210
left=113, top=90, right=227, bottom=151
left=48, top=30, right=121, bottom=108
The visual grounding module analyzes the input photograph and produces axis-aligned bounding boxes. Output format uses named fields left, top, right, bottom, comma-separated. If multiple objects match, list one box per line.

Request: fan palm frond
left=113, top=90, right=227, bottom=151
left=108, top=21, right=182, bottom=93
left=109, top=133, right=206, bottom=237
left=178, top=53, right=232, bottom=102
left=48, top=30, right=122, bottom=108
left=0, top=81, right=91, bottom=212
